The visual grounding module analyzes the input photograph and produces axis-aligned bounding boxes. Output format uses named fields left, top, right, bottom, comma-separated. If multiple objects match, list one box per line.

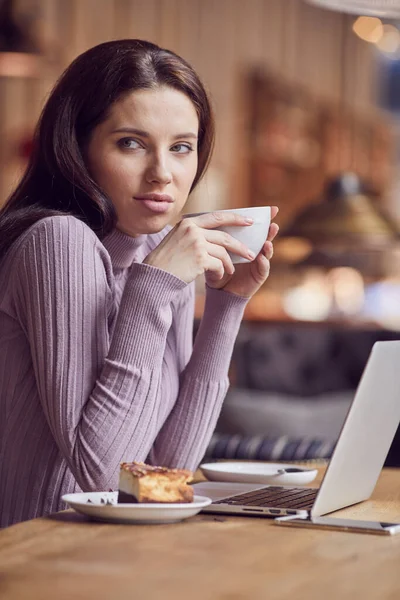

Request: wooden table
left=1, top=466, right=400, bottom=600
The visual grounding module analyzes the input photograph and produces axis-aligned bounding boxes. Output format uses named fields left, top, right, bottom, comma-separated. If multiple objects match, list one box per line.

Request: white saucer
left=62, top=492, right=212, bottom=524
left=200, top=462, right=318, bottom=486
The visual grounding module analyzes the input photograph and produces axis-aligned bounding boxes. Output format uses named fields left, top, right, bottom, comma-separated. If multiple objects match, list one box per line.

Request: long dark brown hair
left=0, top=39, right=215, bottom=259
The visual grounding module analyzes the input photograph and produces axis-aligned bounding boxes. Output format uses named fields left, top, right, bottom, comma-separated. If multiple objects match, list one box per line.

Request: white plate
left=200, top=462, right=318, bottom=485
left=62, top=492, right=212, bottom=524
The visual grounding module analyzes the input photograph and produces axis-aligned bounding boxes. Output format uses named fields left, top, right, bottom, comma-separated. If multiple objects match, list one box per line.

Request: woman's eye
left=171, top=143, right=193, bottom=154
left=118, top=138, right=141, bottom=150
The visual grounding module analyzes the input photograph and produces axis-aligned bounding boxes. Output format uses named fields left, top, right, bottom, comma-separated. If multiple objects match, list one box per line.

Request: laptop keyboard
left=213, top=486, right=319, bottom=509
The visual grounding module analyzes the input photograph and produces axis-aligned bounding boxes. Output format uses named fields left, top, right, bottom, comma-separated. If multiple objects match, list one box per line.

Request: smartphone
left=275, top=515, right=400, bottom=535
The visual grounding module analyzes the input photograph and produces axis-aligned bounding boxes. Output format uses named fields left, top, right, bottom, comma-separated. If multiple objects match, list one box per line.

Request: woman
left=0, top=39, right=278, bottom=527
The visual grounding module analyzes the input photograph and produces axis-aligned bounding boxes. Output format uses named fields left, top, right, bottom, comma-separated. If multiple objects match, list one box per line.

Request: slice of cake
left=118, top=461, right=194, bottom=504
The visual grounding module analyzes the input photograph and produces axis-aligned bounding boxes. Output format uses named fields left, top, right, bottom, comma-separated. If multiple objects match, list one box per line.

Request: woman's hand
left=143, top=211, right=257, bottom=284
left=205, top=206, right=279, bottom=298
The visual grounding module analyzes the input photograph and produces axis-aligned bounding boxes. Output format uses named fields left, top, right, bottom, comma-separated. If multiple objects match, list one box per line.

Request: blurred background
left=1, top=0, right=400, bottom=327
left=2, top=0, right=400, bottom=461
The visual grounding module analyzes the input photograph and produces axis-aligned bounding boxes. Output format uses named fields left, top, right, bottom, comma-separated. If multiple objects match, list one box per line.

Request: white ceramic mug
left=183, top=206, right=271, bottom=264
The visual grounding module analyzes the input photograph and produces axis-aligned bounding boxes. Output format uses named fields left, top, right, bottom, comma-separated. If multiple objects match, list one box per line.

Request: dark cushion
left=232, top=324, right=399, bottom=396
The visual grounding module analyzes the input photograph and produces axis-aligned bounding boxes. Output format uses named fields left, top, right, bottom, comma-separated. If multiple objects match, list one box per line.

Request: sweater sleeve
left=11, top=216, right=188, bottom=491
left=149, top=284, right=248, bottom=470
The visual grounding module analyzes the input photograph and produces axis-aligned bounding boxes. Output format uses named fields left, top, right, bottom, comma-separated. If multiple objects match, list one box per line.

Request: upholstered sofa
left=202, top=321, right=400, bottom=465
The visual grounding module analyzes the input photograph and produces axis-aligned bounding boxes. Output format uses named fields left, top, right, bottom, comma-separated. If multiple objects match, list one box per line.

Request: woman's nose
left=146, top=154, right=172, bottom=185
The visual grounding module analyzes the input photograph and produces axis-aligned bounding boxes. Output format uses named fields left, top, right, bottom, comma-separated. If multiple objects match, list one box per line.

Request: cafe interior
left=1, top=0, right=400, bottom=468
left=3, top=1, right=400, bottom=597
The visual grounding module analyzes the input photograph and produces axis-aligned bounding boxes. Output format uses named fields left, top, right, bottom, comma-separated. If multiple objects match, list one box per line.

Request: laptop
left=193, top=340, right=400, bottom=518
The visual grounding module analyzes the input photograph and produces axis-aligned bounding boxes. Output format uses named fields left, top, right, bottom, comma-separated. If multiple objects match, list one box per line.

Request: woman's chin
left=117, top=216, right=172, bottom=237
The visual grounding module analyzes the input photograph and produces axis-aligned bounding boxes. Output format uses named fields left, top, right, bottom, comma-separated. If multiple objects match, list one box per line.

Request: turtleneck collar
left=102, top=228, right=147, bottom=269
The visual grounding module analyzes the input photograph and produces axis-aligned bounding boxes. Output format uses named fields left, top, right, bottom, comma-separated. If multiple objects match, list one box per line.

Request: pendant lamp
left=275, top=172, right=400, bottom=277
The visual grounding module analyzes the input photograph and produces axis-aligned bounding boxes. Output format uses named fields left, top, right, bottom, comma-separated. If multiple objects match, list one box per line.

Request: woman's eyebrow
left=111, top=127, right=149, bottom=136
left=172, top=132, right=198, bottom=140
left=111, top=127, right=198, bottom=140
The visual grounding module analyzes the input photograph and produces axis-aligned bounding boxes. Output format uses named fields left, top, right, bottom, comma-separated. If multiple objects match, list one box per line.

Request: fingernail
left=248, top=250, right=256, bottom=259
left=245, top=218, right=254, bottom=224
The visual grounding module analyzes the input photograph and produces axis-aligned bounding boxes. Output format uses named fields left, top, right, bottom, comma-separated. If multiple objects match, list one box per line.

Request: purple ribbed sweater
left=0, top=215, right=247, bottom=527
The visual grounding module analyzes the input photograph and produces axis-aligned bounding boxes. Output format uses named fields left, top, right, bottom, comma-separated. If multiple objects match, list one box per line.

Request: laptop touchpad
left=193, top=481, right=266, bottom=501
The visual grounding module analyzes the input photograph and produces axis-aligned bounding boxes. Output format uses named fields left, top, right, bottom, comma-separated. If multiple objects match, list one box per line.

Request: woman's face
left=85, top=86, right=199, bottom=236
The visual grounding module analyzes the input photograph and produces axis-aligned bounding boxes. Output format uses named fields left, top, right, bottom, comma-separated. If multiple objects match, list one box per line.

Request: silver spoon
left=276, top=467, right=309, bottom=474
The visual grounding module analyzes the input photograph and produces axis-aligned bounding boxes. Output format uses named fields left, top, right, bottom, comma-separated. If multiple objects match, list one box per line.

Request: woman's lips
left=134, top=194, right=173, bottom=214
